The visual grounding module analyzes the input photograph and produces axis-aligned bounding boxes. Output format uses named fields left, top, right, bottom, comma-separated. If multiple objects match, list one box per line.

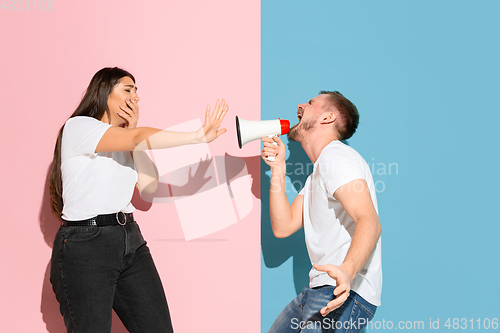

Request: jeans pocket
left=354, top=299, right=375, bottom=319
left=63, top=226, right=101, bottom=242
left=347, top=299, right=376, bottom=332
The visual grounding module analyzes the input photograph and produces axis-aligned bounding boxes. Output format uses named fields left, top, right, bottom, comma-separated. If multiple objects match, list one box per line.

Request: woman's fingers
left=120, top=99, right=139, bottom=118
left=208, top=99, right=228, bottom=125
left=118, top=105, right=131, bottom=118
left=216, top=128, right=227, bottom=137
left=118, top=98, right=140, bottom=128
left=219, top=102, right=228, bottom=122
left=212, top=99, right=220, bottom=120
left=217, top=99, right=226, bottom=120
left=216, top=100, right=228, bottom=126
left=205, top=104, right=211, bottom=123
left=199, top=99, right=229, bottom=142
left=125, top=99, right=138, bottom=113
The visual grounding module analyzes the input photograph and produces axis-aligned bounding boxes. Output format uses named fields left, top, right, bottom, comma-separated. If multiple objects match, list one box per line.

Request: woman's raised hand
left=195, top=99, right=229, bottom=143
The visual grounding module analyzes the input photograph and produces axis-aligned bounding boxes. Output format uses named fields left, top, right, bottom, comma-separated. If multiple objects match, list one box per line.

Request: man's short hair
left=320, top=90, right=359, bottom=140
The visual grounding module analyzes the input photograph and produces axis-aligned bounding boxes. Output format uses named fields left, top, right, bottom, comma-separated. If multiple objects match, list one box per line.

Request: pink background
left=0, top=0, right=260, bottom=332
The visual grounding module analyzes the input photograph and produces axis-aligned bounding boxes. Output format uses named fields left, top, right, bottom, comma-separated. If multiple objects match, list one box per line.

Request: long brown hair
left=49, top=67, right=135, bottom=218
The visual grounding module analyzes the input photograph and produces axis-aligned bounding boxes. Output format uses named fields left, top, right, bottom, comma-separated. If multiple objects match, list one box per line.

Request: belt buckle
left=116, top=212, right=127, bottom=226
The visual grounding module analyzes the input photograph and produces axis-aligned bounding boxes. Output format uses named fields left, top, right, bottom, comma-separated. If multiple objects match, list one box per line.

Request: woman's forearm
left=132, top=127, right=200, bottom=150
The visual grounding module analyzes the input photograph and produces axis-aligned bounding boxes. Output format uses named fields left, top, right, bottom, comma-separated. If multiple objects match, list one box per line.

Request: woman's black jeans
left=50, top=219, right=174, bottom=332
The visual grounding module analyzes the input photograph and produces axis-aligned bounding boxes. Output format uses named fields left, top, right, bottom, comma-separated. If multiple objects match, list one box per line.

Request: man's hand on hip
left=313, top=264, right=352, bottom=316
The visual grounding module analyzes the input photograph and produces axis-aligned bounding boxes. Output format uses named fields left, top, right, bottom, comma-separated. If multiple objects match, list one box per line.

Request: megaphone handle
left=266, top=134, right=278, bottom=162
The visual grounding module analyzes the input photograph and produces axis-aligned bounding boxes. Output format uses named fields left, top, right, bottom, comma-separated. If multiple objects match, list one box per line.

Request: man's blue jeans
left=50, top=220, right=174, bottom=332
left=268, top=286, right=376, bottom=333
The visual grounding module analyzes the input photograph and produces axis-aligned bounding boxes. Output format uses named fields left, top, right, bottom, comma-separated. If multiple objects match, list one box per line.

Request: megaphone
left=236, top=116, right=290, bottom=161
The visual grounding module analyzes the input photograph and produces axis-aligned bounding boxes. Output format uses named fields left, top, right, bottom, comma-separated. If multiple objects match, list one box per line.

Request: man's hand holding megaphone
left=261, top=136, right=286, bottom=167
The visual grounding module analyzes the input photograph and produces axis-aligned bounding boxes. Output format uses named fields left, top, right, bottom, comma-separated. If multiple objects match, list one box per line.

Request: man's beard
left=287, top=119, right=315, bottom=141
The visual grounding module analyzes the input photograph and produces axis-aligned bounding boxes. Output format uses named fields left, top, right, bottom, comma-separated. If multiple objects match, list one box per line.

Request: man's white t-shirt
left=299, top=140, right=382, bottom=306
left=60, top=116, right=137, bottom=220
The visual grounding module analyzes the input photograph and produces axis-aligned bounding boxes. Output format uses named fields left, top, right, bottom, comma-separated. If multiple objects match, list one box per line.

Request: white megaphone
left=236, top=116, right=290, bottom=161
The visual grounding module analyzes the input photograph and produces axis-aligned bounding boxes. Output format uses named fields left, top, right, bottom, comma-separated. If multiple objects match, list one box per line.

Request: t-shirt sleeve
left=320, top=148, right=366, bottom=198
left=62, top=117, right=112, bottom=159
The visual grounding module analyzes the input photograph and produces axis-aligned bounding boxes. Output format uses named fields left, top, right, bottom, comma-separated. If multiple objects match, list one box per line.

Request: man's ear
left=320, top=111, right=336, bottom=124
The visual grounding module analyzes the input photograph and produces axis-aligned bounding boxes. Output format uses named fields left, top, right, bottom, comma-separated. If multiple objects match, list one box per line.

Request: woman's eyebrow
left=124, top=84, right=138, bottom=91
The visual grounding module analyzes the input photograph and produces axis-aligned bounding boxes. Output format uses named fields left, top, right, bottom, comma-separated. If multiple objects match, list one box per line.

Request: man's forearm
left=341, top=216, right=382, bottom=279
left=269, top=164, right=293, bottom=237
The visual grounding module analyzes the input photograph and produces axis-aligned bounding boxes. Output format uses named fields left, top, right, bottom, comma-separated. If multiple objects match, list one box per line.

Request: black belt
left=61, top=212, right=134, bottom=227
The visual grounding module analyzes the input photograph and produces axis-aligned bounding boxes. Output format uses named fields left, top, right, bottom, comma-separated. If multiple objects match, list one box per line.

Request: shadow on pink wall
left=139, top=154, right=260, bottom=203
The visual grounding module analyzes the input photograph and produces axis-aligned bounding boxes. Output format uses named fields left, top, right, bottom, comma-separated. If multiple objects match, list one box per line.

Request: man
left=261, top=91, right=382, bottom=333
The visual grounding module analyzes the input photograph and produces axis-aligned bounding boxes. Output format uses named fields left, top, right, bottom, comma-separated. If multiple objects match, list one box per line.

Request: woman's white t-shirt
left=60, top=116, right=137, bottom=220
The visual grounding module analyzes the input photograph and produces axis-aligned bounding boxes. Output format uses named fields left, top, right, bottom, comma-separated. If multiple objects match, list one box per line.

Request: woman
left=49, top=67, right=228, bottom=332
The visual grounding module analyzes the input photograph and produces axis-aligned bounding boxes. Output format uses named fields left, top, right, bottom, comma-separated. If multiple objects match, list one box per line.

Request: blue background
left=261, top=0, right=500, bottom=331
